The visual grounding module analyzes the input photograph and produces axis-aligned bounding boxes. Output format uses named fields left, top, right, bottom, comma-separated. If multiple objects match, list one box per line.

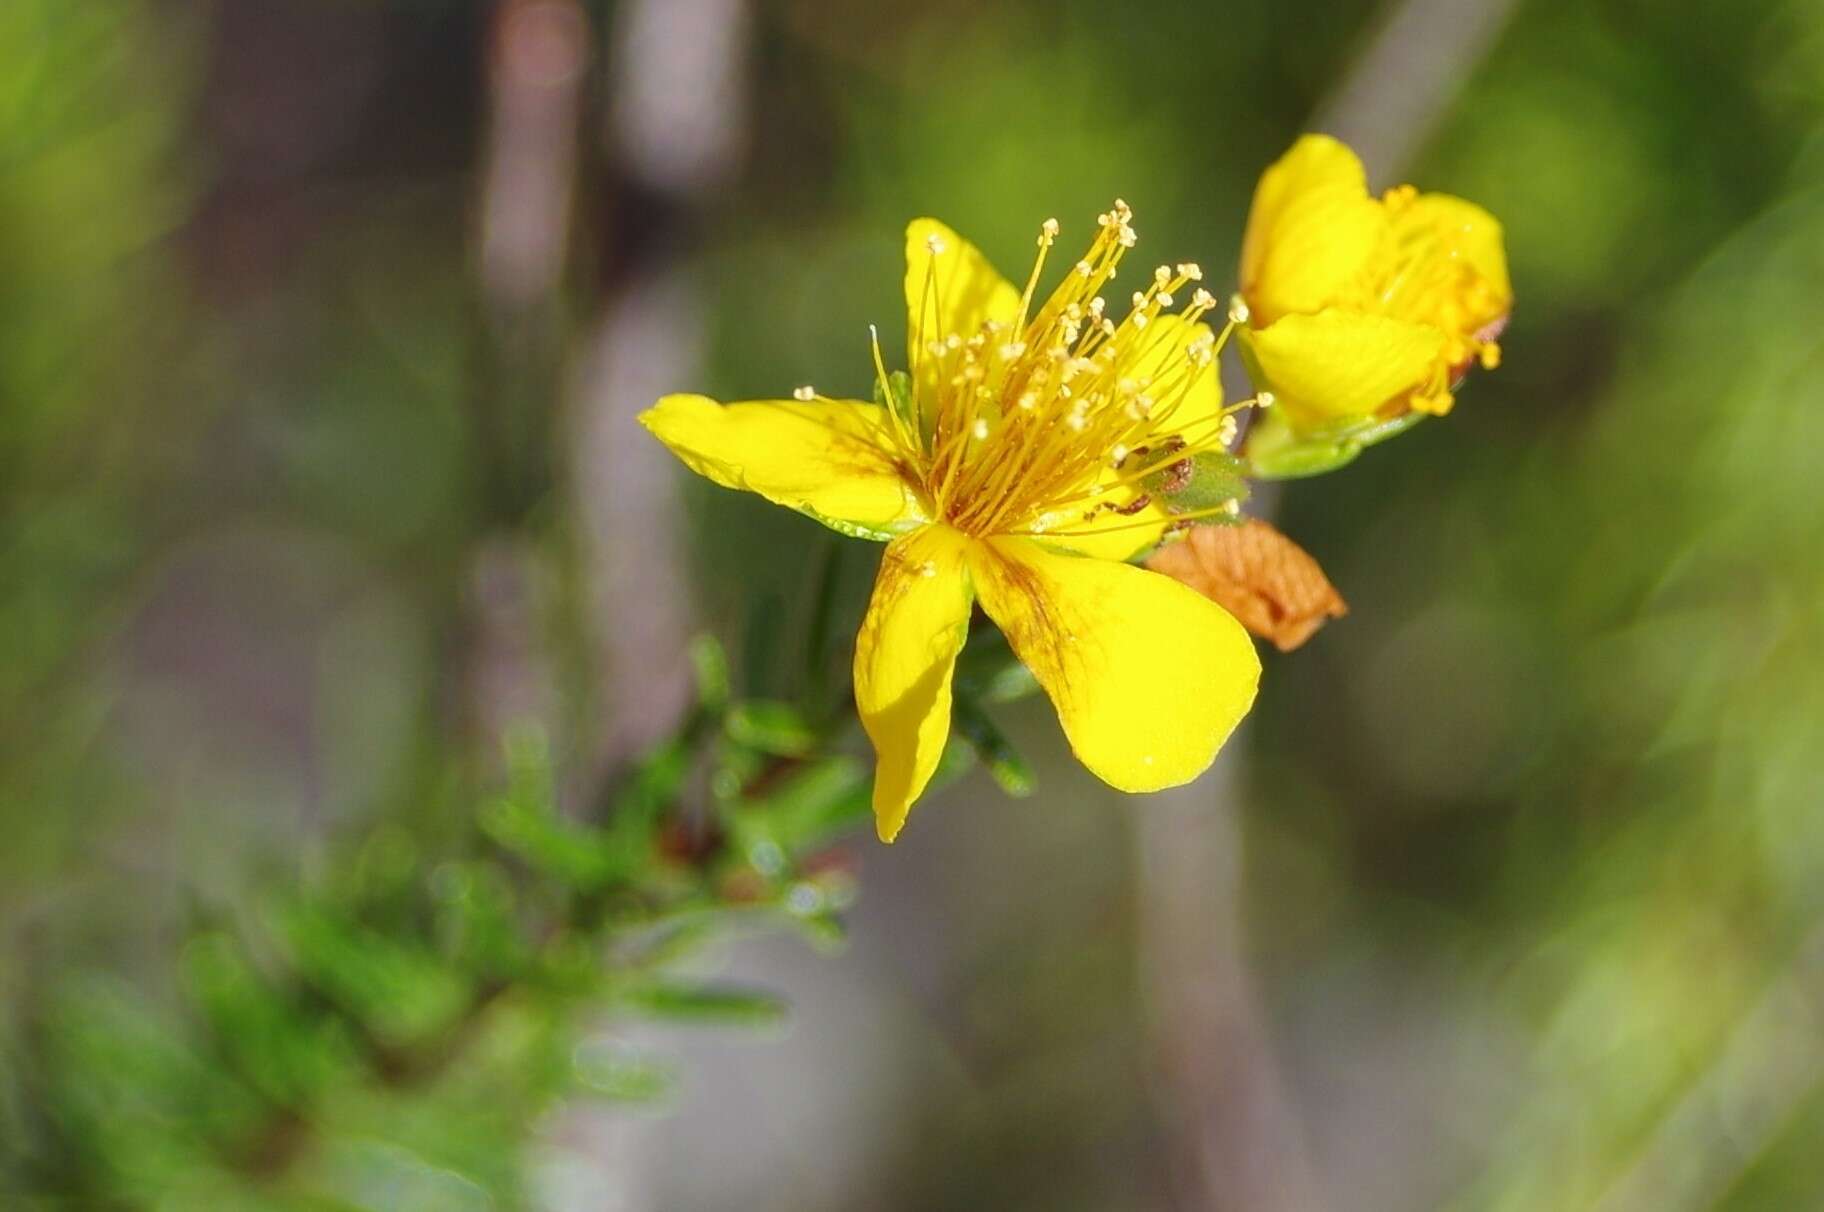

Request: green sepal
left=1242, top=401, right=1428, bottom=480
left=1144, top=449, right=1251, bottom=512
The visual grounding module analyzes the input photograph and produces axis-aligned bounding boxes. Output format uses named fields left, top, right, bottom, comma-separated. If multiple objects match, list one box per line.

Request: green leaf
left=608, top=737, right=689, bottom=837
left=429, top=860, right=528, bottom=979
left=273, top=903, right=469, bottom=1046
left=956, top=636, right=1042, bottom=704
left=688, top=633, right=730, bottom=711
left=479, top=794, right=618, bottom=890
left=620, top=982, right=789, bottom=1027
left=181, top=932, right=355, bottom=1107
left=42, top=976, right=262, bottom=1179
left=725, top=700, right=818, bottom=757
left=952, top=692, right=1036, bottom=797
left=572, top=1039, right=676, bottom=1104
left=739, top=754, right=870, bottom=852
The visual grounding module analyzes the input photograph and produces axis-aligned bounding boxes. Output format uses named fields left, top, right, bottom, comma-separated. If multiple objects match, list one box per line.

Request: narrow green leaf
left=181, top=932, right=354, bottom=1106
left=573, top=1039, right=676, bottom=1104
left=952, top=692, right=1036, bottom=797
left=480, top=795, right=617, bottom=890
left=621, top=982, right=789, bottom=1027
left=740, top=754, right=870, bottom=851
left=273, top=904, right=469, bottom=1046
left=688, top=633, right=730, bottom=711
left=725, top=700, right=818, bottom=757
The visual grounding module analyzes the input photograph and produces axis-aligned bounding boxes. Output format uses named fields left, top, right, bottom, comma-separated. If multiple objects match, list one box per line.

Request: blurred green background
left=4, top=0, right=1824, bottom=1208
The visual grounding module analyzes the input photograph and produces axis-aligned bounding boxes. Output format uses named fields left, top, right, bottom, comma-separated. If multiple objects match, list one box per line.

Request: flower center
left=878, top=203, right=1250, bottom=540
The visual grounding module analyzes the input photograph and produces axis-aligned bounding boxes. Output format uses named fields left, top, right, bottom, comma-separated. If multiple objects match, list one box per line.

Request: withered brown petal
left=1145, top=518, right=1347, bottom=653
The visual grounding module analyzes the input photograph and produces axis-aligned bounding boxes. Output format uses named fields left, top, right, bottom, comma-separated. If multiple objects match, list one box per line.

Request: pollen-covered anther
left=1190, top=288, right=1216, bottom=311
left=793, top=385, right=816, bottom=400
left=1228, top=294, right=1251, bottom=325
left=1154, top=265, right=1172, bottom=287
left=1040, top=217, right=1060, bottom=245
left=1256, top=390, right=1276, bottom=409
left=1075, top=259, right=1094, bottom=277
left=925, top=234, right=947, bottom=255
left=1110, top=443, right=1130, bottom=466
left=972, top=418, right=990, bottom=440
left=1157, top=291, right=1174, bottom=309
left=1177, top=262, right=1203, bottom=281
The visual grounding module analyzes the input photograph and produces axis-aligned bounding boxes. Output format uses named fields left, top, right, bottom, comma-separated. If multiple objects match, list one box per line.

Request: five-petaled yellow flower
left=642, top=204, right=1260, bottom=841
left=1237, top=133, right=1511, bottom=432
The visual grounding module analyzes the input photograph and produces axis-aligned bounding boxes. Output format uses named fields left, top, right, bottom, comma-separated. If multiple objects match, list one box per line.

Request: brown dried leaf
left=1145, top=518, right=1347, bottom=652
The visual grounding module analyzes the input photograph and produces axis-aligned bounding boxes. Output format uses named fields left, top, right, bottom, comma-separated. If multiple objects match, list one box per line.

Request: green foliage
left=0, top=620, right=1043, bottom=1206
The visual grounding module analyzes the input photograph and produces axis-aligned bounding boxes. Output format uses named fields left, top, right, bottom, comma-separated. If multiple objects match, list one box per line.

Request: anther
left=793, top=385, right=816, bottom=401
left=926, top=233, right=947, bottom=255
left=1227, top=294, right=1251, bottom=325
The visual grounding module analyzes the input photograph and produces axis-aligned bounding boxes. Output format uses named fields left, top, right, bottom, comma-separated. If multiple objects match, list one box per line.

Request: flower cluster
left=642, top=135, right=1509, bottom=840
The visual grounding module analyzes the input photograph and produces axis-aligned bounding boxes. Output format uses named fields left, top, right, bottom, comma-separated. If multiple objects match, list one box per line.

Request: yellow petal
left=905, top=218, right=1022, bottom=404
left=1239, top=134, right=1387, bottom=324
left=1401, top=192, right=1513, bottom=318
left=640, top=394, right=924, bottom=540
left=854, top=524, right=976, bottom=842
left=969, top=537, right=1259, bottom=792
left=1243, top=311, right=1446, bottom=426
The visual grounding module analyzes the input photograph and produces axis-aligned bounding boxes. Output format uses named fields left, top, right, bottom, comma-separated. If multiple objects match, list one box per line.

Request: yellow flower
left=1237, top=133, right=1511, bottom=432
left=642, top=205, right=1261, bottom=841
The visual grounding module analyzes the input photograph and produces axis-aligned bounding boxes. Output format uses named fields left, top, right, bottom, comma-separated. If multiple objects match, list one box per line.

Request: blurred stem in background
left=1133, top=0, right=1520, bottom=1208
